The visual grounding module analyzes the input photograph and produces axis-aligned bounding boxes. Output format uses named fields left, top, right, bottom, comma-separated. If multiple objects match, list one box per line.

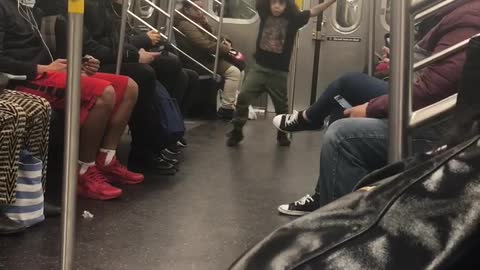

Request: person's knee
left=125, top=78, right=139, bottom=104
left=323, top=119, right=360, bottom=146
left=224, top=66, right=241, bottom=81
left=97, top=85, right=116, bottom=110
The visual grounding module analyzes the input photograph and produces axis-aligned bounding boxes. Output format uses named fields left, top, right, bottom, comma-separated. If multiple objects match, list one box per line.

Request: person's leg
left=180, top=69, right=200, bottom=115
left=0, top=100, right=26, bottom=205
left=99, top=64, right=177, bottom=173
left=273, top=72, right=388, bottom=133
left=221, top=65, right=242, bottom=110
left=306, top=73, right=388, bottom=127
left=227, top=64, right=268, bottom=146
left=265, top=69, right=290, bottom=146
left=0, top=91, right=51, bottom=189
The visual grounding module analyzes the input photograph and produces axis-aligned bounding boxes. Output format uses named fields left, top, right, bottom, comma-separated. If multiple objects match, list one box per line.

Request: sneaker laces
left=109, top=158, right=130, bottom=174
left=84, top=166, right=109, bottom=185
left=294, top=194, right=315, bottom=206
left=285, top=111, right=300, bottom=127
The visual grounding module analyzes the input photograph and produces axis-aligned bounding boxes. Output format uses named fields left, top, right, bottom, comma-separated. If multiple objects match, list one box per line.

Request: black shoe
left=226, top=127, right=244, bottom=147
left=273, top=111, right=317, bottom=133
left=0, top=213, right=26, bottom=235
left=177, top=138, right=188, bottom=148
left=128, top=151, right=177, bottom=175
left=159, top=153, right=179, bottom=166
left=277, top=131, right=291, bottom=147
left=278, top=194, right=321, bottom=216
left=44, top=202, right=61, bottom=218
left=218, top=108, right=234, bottom=121
left=165, top=144, right=182, bottom=155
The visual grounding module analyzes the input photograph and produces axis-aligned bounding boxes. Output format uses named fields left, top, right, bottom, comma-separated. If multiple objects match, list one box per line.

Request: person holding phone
left=275, top=0, right=480, bottom=216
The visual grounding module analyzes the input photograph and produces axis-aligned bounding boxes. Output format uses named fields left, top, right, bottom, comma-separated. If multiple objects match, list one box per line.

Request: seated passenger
left=174, top=0, right=243, bottom=120
left=34, top=0, right=181, bottom=174
left=0, top=74, right=51, bottom=234
left=0, top=0, right=144, bottom=200
left=274, top=0, right=480, bottom=216
left=84, top=0, right=199, bottom=117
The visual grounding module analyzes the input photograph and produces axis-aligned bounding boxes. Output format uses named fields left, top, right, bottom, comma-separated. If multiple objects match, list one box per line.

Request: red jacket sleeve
left=366, top=27, right=479, bottom=118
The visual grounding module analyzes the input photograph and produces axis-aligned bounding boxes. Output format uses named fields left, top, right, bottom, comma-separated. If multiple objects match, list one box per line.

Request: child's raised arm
left=309, top=0, right=336, bottom=17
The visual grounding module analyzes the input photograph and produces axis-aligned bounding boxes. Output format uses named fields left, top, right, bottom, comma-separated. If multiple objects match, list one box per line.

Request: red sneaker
left=78, top=166, right=123, bottom=200
left=96, top=154, right=144, bottom=185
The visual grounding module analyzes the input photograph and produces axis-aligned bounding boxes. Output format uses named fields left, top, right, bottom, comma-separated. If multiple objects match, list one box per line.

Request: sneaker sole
left=277, top=206, right=311, bottom=216
left=77, top=187, right=122, bottom=201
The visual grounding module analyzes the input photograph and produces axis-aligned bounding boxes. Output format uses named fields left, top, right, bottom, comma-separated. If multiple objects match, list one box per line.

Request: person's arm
left=255, top=0, right=269, bottom=19
left=0, top=8, right=38, bottom=79
left=309, top=0, right=336, bottom=17
left=178, top=21, right=230, bottom=55
left=366, top=27, right=480, bottom=118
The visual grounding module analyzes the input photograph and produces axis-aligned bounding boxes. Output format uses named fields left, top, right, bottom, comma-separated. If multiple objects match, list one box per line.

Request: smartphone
left=334, top=95, right=352, bottom=109
left=384, top=33, right=391, bottom=48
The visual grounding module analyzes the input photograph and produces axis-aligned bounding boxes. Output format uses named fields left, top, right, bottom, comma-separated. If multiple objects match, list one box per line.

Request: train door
left=314, top=0, right=370, bottom=99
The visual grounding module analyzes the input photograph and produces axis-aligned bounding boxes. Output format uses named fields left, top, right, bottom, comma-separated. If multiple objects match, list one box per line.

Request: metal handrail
left=129, top=11, right=215, bottom=74
left=414, top=33, right=480, bottom=71
left=212, top=0, right=225, bottom=76
left=414, top=0, right=459, bottom=21
left=140, top=0, right=170, bottom=18
left=411, top=0, right=450, bottom=15
left=409, top=94, right=457, bottom=128
left=174, top=10, right=218, bottom=40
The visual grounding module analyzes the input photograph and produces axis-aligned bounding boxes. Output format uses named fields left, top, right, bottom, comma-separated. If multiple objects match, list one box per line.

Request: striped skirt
left=0, top=90, right=51, bottom=205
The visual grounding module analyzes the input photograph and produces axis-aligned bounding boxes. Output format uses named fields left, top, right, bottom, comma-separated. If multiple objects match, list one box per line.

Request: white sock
left=79, top=161, right=95, bottom=175
left=100, top=149, right=116, bottom=166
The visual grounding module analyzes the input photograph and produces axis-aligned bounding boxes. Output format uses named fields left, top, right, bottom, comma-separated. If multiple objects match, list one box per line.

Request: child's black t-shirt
left=254, top=3, right=310, bottom=71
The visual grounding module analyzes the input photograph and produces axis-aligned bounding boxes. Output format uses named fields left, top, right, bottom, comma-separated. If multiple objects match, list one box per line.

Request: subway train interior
left=1, top=0, right=480, bottom=269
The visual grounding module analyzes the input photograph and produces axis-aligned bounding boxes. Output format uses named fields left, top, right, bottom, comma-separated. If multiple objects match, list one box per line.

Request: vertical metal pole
left=61, top=1, right=84, bottom=269
left=116, top=0, right=129, bottom=75
left=367, top=0, right=376, bottom=76
left=388, top=0, right=412, bottom=162
left=288, top=34, right=300, bottom=114
left=167, top=0, right=176, bottom=40
left=213, top=0, right=226, bottom=78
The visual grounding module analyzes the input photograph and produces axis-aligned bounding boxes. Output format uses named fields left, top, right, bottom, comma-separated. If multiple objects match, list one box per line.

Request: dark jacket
left=173, top=12, right=231, bottom=75
left=367, top=0, right=480, bottom=118
left=0, top=0, right=51, bottom=80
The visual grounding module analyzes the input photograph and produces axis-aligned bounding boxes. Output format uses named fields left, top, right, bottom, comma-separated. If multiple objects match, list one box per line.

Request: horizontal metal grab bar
left=138, top=0, right=170, bottom=18
left=414, top=33, right=480, bottom=71
left=174, top=10, right=218, bottom=40
left=414, top=0, right=459, bottom=22
left=409, top=94, right=457, bottom=128
left=128, top=11, right=215, bottom=75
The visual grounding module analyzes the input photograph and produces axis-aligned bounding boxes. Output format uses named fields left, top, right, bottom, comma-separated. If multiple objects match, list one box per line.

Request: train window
left=333, top=0, right=363, bottom=32
left=380, top=0, right=391, bottom=31
left=213, top=0, right=257, bottom=19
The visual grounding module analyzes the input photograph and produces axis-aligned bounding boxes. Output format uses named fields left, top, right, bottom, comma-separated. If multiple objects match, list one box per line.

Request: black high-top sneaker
left=277, top=131, right=291, bottom=147
left=226, top=126, right=244, bottom=147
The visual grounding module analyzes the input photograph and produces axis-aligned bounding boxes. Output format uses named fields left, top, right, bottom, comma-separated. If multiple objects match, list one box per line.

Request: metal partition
left=388, top=0, right=466, bottom=162
left=116, top=0, right=225, bottom=77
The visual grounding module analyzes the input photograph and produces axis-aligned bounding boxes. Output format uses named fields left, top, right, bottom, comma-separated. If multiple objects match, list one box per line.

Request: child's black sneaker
left=226, top=128, right=244, bottom=147
left=277, top=131, right=291, bottom=147
left=273, top=110, right=316, bottom=133
left=278, top=194, right=321, bottom=216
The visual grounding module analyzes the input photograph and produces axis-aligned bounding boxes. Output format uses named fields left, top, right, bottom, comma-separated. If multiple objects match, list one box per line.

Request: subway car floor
left=0, top=115, right=323, bottom=270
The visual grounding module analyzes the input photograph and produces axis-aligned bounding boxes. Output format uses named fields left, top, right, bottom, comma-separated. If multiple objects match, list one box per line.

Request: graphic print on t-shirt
left=259, top=17, right=289, bottom=54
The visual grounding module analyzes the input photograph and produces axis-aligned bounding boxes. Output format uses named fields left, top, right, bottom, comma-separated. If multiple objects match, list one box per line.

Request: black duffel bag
left=230, top=135, right=480, bottom=270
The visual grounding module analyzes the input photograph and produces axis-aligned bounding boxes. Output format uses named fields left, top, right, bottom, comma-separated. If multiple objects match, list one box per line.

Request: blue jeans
left=314, top=118, right=448, bottom=207
left=306, top=72, right=388, bottom=128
